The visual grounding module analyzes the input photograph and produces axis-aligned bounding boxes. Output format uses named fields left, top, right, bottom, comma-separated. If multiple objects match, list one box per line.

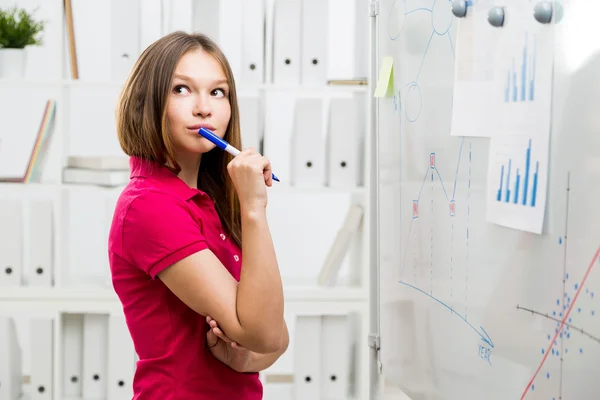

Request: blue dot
left=569, top=317, right=572, bottom=323
left=567, top=333, right=571, bottom=339
left=553, top=311, right=556, bottom=316
left=592, top=292, right=595, bottom=299
left=531, top=384, right=535, bottom=391
left=560, top=312, right=563, bottom=317
left=568, top=296, right=571, bottom=303
left=565, top=348, right=569, bottom=353
left=560, top=333, right=563, bottom=338
left=548, top=334, right=551, bottom=340
left=552, top=349, right=555, bottom=355
left=566, top=273, right=569, bottom=279
left=556, top=350, right=560, bottom=356
left=578, top=308, right=582, bottom=313
left=557, top=299, right=560, bottom=305
left=559, top=237, right=563, bottom=244
left=592, top=310, right=595, bottom=316
left=542, top=348, right=545, bottom=354
left=580, top=348, right=583, bottom=354
left=575, top=283, right=579, bottom=290
left=547, top=372, right=550, bottom=379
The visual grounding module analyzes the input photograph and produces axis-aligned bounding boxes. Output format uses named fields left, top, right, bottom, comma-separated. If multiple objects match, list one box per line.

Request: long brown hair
left=116, top=31, right=243, bottom=247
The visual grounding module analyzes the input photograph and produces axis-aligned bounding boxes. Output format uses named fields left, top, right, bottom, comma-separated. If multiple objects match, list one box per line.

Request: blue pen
left=198, top=127, right=280, bottom=182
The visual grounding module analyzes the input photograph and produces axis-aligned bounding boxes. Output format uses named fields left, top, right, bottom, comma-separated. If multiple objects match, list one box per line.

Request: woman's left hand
left=206, top=315, right=252, bottom=373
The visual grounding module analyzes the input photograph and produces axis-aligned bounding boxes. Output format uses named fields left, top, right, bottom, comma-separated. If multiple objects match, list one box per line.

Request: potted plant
left=0, top=6, right=45, bottom=78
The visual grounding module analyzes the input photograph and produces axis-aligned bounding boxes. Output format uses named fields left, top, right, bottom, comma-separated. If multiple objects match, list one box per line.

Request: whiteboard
left=375, top=1, right=600, bottom=399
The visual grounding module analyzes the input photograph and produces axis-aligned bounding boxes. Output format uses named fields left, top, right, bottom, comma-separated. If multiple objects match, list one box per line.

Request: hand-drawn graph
left=518, top=247, right=600, bottom=399
left=495, top=139, right=540, bottom=207
left=505, top=33, right=537, bottom=103
left=394, top=127, right=494, bottom=349
left=387, top=0, right=456, bottom=122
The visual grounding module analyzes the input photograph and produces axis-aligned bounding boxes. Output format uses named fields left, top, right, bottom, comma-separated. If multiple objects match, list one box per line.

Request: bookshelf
left=0, top=1, right=372, bottom=399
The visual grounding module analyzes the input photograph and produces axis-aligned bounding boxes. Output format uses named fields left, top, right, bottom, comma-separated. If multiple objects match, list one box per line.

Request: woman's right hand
left=227, top=147, right=273, bottom=211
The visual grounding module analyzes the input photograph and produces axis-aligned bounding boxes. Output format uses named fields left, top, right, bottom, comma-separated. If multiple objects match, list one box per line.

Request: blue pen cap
left=198, top=127, right=228, bottom=150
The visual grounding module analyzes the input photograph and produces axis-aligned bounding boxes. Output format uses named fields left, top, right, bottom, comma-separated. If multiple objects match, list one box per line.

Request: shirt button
left=220, top=233, right=226, bottom=240
left=234, top=255, right=239, bottom=262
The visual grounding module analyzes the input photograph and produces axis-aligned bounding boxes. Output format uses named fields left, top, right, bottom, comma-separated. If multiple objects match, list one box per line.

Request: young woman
left=108, top=31, right=288, bottom=399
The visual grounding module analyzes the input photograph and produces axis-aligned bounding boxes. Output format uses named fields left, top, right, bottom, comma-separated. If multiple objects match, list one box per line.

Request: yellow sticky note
left=374, top=56, right=394, bottom=98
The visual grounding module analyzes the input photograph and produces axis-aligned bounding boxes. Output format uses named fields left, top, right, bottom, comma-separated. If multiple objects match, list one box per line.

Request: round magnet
left=451, top=0, right=468, bottom=18
left=534, top=1, right=553, bottom=24
left=488, top=7, right=505, bottom=27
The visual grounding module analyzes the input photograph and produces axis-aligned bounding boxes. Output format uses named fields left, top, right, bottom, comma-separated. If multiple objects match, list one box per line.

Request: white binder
left=261, top=312, right=296, bottom=399
left=30, top=318, right=54, bottom=400
left=82, top=314, right=109, bottom=399
left=0, top=199, right=23, bottom=287
left=301, top=0, right=329, bottom=85
left=165, top=0, right=195, bottom=33
left=272, top=0, right=302, bottom=84
left=326, top=0, right=367, bottom=81
left=291, top=98, right=326, bottom=187
left=326, top=97, right=363, bottom=188
left=110, top=0, right=141, bottom=81
left=238, top=94, right=263, bottom=152
left=69, top=0, right=111, bottom=80
left=27, top=200, right=54, bottom=287
left=107, top=315, right=136, bottom=400
left=241, top=0, right=266, bottom=84
left=263, top=91, right=296, bottom=184
left=140, top=0, right=163, bottom=50
left=192, top=0, right=243, bottom=81
left=320, top=315, right=351, bottom=399
left=292, top=315, right=321, bottom=399
left=62, top=313, right=83, bottom=397
left=0, top=317, right=22, bottom=400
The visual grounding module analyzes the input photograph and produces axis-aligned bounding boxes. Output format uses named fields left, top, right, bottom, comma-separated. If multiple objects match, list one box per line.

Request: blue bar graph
left=504, top=34, right=536, bottom=103
left=496, top=139, right=539, bottom=207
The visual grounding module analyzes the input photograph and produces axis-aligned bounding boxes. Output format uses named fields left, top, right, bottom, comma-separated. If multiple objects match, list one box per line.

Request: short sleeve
left=122, top=190, right=208, bottom=278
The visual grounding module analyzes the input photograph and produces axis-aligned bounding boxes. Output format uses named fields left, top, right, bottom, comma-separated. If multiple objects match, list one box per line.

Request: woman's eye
left=212, top=88, right=226, bottom=97
left=173, top=85, right=190, bottom=95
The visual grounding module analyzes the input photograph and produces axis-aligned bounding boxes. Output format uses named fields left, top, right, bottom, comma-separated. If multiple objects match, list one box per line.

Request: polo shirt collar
left=129, top=156, right=201, bottom=201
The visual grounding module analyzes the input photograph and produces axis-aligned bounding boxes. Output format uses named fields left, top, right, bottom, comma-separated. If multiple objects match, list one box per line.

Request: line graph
left=399, top=280, right=494, bottom=347
left=397, top=136, right=494, bottom=349
left=516, top=305, right=600, bottom=344
left=520, top=246, right=600, bottom=399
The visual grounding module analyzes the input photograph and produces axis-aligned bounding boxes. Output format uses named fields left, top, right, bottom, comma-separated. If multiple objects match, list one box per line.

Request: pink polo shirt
left=108, top=156, right=262, bottom=399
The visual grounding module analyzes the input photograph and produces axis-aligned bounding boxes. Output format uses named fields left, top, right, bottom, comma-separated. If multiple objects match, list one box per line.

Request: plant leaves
left=0, top=6, right=45, bottom=49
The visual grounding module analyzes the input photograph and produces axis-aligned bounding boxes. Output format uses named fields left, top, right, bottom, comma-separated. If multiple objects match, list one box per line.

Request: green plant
left=0, top=6, right=45, bottom=49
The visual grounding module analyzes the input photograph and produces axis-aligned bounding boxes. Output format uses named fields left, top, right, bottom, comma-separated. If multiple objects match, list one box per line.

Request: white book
left=62, top=168, right=130, bottom=187
left=66, top=156, right=129, bottom=171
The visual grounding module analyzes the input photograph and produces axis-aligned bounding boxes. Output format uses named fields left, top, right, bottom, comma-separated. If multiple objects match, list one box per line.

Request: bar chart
left=487, top=134, right=548, bottom=234
left=496, top=139, right=539, bottom=207
left=504, top=33, right=536, bottom=103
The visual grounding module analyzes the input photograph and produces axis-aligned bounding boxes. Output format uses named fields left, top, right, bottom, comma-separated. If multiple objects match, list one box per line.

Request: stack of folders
left=0, top=198, right=54, bottom=287
left=61, top=313, right=137, bottom=400
left=261, top=313, right=358, bottom=400
left=62, top=156, right=130, bottom=187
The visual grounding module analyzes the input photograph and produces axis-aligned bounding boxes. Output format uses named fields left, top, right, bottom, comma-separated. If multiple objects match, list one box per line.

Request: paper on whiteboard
left=450, top=0, right=501, bottom=137
left=484, top=0, right=554, bottom=233
left=451, top=0, right=554, bottom=139
left=486, top=134, right=549, bottom=234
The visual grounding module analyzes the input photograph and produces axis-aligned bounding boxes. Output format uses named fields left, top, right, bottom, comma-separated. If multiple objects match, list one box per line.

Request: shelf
left=0, top=79, right=368, bottom=94
left=0, top=285, right=367, bottom=303
left=0, top=182, right=63, bottom=199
